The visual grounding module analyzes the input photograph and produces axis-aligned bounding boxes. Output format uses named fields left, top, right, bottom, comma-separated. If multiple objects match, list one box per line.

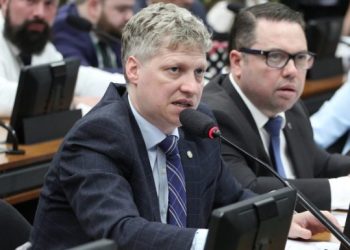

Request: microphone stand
left=214, top=131, right=350, bottom=249
left=0, top=121, right=25, bottom=155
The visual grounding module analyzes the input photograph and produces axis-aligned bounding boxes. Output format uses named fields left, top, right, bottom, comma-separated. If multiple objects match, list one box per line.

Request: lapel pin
left=187, top=150, right=193, bottom=159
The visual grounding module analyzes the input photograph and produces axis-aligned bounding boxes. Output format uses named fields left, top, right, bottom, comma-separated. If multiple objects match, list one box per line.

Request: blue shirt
left=311, top=80, right=350, bottom=154
left=128, top=96, right=179, bottom=223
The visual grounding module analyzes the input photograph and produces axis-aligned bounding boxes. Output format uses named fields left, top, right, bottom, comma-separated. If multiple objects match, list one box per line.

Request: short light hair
left=228, top=2, right=305, bottom=52
left=121, top=2, right=212, bottom=66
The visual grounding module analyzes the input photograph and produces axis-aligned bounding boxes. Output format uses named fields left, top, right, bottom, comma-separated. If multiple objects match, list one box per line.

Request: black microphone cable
left=0, top=120, right=25, bottom=155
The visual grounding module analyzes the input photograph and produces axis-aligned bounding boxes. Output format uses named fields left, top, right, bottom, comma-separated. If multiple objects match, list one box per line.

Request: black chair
left=0, top=199, right=32, bottom=250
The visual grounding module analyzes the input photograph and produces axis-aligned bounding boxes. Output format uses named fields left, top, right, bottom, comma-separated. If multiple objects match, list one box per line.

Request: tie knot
left=265, top=116, right=283, bottom=137
left=159, top=135, right=178, bottom=157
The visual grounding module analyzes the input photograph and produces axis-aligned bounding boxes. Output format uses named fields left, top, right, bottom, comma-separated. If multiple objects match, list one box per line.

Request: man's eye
left=168, top=67, right=179, bottom=73
left=268, top=52, right=285, bottom=61
left=295, top=53, right=308, bottom=61
left=195, top=68, right=205, bottom=76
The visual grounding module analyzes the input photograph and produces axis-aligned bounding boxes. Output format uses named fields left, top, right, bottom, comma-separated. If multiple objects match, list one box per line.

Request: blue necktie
left=159, top=135, right=187, bottom=227
left=264, top=116, right=287, bottom=178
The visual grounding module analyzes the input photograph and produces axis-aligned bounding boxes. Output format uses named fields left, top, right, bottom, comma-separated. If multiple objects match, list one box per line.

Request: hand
left=288, top=211, right=341, bottom=239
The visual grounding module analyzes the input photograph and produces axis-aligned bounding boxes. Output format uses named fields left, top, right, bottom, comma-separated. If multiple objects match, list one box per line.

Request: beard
left=3, top=10, right=51, bottom=55
left=97, top=15, right=122, bottom=40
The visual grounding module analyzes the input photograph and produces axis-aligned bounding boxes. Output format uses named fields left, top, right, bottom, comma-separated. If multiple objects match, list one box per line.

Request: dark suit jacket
left=30, top=83, right=253, bottom=250
left=202, top=74, right=350, bottom=210
left=52, top=3, right=123, bottom=73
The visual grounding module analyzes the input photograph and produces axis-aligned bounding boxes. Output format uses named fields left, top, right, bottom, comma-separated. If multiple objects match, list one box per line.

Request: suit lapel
left=123, top=94, right=161, bottom=222
left=220, top=76, right=271, bottom=166
left=283, top=109, right=310, bottom=177
left=178, top=131, right=201, bottom=224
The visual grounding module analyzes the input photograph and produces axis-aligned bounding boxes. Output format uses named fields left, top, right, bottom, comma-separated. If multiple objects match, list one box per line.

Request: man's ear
left=229, top=50, right=243, bottom=79
left=125, top=56, right=140, bottom=85
left=1, top=0, right=10, bottom=15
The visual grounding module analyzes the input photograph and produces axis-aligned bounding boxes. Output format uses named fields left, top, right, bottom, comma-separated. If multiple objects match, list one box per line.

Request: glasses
left=239, top=47, right=316, bottom=70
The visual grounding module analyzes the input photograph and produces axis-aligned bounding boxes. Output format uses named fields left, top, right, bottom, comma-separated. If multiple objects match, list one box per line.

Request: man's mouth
left=172, top=100, right=193, bottom=108
left=27, top=22, right=45, bottom=32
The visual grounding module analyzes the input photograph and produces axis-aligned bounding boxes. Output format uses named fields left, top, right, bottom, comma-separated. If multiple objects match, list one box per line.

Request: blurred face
left=126, top=44, right=207, bottom=134
left=230, top=19, right=308, bottom=117
left=97, top=0, right=134, bottom=39
left=1, top=0, right=58, bottom=54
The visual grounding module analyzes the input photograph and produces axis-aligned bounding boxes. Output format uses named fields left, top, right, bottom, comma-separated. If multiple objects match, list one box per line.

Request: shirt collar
left=128, top=95, right=179, bottom=150
left=229, top=73, right=286, bottom=129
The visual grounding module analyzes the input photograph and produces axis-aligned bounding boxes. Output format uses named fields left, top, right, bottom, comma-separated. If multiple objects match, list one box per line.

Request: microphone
left=0, top=121, right=25, bottom=155
left=179, top=108, right=220, bottom=139
left=179, top=108, right=350, bottom=249
left=226, top=3, right=244, bottom=13
left=66, top=15, right=120, bottom=44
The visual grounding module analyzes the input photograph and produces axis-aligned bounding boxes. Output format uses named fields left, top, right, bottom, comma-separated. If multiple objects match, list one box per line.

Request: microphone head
left=66, top=15, right=93, bottom=32
left=227, top=3, right=244, bottom=13
left=180, top=109, right=221, bottom=139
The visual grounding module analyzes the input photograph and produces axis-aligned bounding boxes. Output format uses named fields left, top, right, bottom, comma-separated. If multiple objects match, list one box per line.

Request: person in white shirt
left=0, top=0, right=125, bottom=117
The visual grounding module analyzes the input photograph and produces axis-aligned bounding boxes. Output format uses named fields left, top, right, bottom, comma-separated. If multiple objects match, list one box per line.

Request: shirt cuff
left=191, top=229, right=209, bottom=250
left=329, top=176, right=350, bottom=210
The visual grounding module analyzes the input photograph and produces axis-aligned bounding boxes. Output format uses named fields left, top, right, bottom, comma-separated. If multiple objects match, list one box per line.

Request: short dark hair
left=228, top=2, right=305, bottom=53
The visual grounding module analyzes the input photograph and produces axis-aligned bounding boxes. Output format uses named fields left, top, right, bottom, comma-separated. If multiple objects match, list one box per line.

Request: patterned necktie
left=264, top=116, right=287, bottom=178
left=158, top=135, right=187, bottom=227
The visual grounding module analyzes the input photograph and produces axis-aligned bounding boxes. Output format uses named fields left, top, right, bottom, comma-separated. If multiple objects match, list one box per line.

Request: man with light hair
left=30, top=3, right=336, bottom=250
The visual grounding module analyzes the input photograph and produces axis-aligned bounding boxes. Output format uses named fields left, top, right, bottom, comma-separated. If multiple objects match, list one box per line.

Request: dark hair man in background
left=202, top=2, right=350, bottom=211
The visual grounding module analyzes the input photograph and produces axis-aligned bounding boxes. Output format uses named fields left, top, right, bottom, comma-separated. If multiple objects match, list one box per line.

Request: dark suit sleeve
left=31, top=105, right=196, bottom=249
left=58, top=118, right=197, bottom=249
left=59, top=148, right=194, bottom=249
left=294, top=102, right=350, bottom=179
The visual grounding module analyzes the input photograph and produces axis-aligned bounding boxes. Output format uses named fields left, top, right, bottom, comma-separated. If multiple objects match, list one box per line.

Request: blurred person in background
left=53, top=0, right=134, bottom=73
left=0, top=0, right=125, bottom=117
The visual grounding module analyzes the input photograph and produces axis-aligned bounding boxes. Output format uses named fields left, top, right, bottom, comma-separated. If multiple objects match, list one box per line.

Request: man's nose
left=180, top=74, right=201, bottom=93
left=32, top=2, right=46, bottom=18
left=282, top=58, right=299, bottom=76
